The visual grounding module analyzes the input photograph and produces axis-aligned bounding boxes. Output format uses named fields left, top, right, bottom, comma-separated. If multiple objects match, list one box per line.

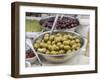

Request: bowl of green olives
left=33, top=30, right=84, bottom=63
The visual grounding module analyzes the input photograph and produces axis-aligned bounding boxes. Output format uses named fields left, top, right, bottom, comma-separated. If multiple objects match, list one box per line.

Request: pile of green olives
left=34, top=32, right=81, bottom=55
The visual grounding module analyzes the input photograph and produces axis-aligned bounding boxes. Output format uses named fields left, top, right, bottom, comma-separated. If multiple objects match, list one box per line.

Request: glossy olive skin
left=34, top=32, right=81, bottom=55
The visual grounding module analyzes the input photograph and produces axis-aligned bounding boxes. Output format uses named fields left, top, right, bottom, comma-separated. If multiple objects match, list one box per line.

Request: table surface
left=31, top=54, right=89, bottom=67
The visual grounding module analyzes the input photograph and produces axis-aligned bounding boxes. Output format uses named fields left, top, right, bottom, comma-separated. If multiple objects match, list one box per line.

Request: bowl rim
left=26, top=56, right=37, bottom=60
left=37, top=49, right=80, bottom=56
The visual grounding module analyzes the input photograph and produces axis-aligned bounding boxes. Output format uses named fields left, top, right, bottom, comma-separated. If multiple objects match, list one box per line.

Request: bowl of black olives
left=39, top=16, right=80, bottom=31
left=33, top=30, right=84, bottom=63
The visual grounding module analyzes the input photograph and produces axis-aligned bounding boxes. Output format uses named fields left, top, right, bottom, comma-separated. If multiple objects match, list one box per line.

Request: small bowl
left=26, top=46, right=37, bottom=64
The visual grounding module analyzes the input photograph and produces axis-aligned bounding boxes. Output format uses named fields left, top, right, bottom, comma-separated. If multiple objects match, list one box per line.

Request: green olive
left=59, top=45, right=64, bottom=49
left=67, top=34, right=70, bottom=38
left=37, top=48, right=46, bottom=53
left=46, top=50, right=50, bottom=54
left=43, top=43, right=48, bottom=48
left=76, top=47, right=80, bottom=50
left=55, top=51, right=58, bottom=54
left=34, top=43, right=39, bottom=49
left=63, top=41, right=70, bottom=45
left=52, top=44, right=59, bottom=51
left=42, top=48, right=47, bottom=53
left=56, top=33, right=62, bottom=37
left=47, top=41, right=51, bottom=45
left=36, top=39, right=41, bottom=43
left=67, top=50, right=72, bottom=53
left=75, top=39, right=80, bottom=43
left=41, top=40, right=45, bottom=42
left=72, top=44, right=77, bottom=49
left=72, top=36, right=77, bottom=39
left=77, top=43, right=81, bottom=47
left=44, top=36, right=49, bottom=41
left=55, top=46, right=59, bottom=50
left=52, top=41, right=56, bottom=44
left=39, top=42, right=46, bottom=48
left=57, top=42, right=62, bottom=46
left=63, top=35, right=68, bottom=39
left=48, top=45, right=52, bottom=51
left=59, top=50, right=65, bottom=54
left=68, top=35, right=73, bottom=40
left=70, top=40, right=76, bottom=45
left=44, top=33, right=49, bottom=37
left=64, top=45, right=70, bottom=50
left=72, top=49, right=76, bottom=52
left=50, top=51, right=57, bottom=54
left=49, top=35, right=54, bottom=41
left=61, top=37, right=66, bottom=41
left=54, top=37, right=61, bottom=42
left=52, top=44, right=56, bottom=48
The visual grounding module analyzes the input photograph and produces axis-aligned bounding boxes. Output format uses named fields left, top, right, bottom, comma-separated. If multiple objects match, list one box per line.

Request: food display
left=25, top=14, right=86, bottom=64
left=33, top=32, right=81, bottom=55
left=40, top=17, right=80, bottom=30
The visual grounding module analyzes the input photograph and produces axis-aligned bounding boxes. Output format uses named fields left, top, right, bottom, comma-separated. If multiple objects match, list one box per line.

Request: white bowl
left=26, top=57, right=37, bottom=64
